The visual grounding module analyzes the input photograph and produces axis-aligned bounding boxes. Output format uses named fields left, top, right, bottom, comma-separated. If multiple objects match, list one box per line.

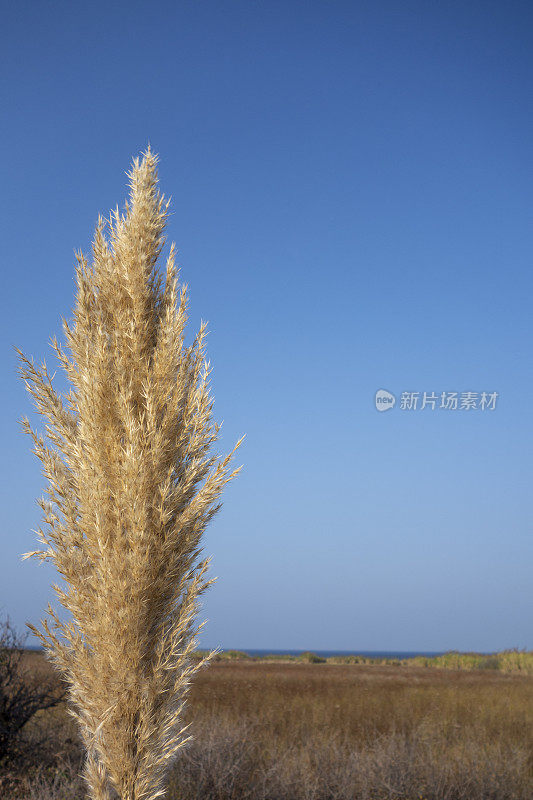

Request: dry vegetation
left=195, top=649, right=533, bottom=675
left=17, top=149, right=241, bottom=799
left=2, top=653, right=531, bottom=800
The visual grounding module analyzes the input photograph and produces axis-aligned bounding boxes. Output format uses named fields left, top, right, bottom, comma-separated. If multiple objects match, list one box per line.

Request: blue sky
left=1, top=0, right=532, bottom=652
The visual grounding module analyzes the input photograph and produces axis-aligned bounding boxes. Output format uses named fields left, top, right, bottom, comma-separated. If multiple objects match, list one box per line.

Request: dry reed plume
left=17, top=149, right=242, bottom=800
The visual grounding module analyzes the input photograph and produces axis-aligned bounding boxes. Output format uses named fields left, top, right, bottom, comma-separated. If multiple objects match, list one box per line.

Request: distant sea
left=220, top=649, right=447, bottom=659
left=26, top=646, right=451, bottom=658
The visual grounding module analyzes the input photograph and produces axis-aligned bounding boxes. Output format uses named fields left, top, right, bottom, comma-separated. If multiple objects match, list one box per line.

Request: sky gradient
left=1, top=0, right=532, bottom=652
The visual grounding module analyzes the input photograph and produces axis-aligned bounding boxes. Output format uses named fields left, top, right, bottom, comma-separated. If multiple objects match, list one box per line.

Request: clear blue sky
left=1, top=0, right=531, bottom=652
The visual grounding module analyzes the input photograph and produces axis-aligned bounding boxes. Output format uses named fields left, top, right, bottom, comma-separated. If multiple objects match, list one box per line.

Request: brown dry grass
left=3, top=654, right=532, bottom=800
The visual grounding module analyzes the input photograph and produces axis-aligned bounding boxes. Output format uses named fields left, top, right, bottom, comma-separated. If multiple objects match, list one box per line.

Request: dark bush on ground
left=0, top=617, right=65, bottom=769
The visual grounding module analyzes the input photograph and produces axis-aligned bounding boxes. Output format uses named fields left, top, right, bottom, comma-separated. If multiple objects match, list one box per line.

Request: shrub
left=0, top=616, right=65, bottom=768
left=298, top=651, right=326, bottom=664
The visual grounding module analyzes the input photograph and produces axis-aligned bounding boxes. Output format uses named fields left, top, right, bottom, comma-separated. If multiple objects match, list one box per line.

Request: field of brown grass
left=2, top=653, right=532, bottom=800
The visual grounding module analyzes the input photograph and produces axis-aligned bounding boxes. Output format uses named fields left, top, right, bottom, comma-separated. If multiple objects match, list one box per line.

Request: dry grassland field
left=2, top=651, right=532, bottom=800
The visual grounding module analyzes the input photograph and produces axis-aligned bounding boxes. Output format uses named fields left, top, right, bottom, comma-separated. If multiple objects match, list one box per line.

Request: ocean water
left=222, top=649, right=447, bottom=659
left=25, top=646, right=450, bottom=658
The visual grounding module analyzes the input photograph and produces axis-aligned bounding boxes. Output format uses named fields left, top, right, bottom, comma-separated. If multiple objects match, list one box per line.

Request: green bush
left=298, top=652, right=326, bottom=664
